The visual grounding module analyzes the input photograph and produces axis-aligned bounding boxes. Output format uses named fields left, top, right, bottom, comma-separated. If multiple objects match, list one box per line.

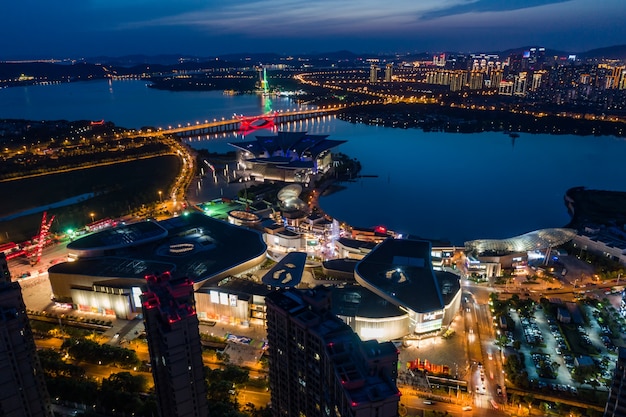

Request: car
left=462, top=406, right=473, bottom=411
left=423, top=400, right=434, bottom=405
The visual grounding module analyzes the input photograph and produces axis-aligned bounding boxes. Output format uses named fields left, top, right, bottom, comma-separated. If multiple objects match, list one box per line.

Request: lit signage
left=229, top=294, right=237, bottom=307
left=131, top=287, right=142, bottom=308
left=219, top=292, right=229, bottom=306
left=423, top=311, right=444, bottom=321
left=210, top=290, right=219, bottom=304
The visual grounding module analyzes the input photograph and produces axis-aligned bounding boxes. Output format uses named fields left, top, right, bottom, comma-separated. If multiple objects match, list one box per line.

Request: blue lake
left=2, top=80, right=625, bottom=244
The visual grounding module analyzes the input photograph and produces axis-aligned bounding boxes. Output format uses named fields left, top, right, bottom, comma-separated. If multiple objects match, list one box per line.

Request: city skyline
left=3, top=0, right=626, bottom=59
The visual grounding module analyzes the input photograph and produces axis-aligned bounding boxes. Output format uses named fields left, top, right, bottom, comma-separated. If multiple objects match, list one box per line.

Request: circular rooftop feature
left=228, top=210, right=262, bottom=226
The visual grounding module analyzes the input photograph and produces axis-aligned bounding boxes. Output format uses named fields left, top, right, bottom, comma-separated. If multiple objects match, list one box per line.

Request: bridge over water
left=142, top=106, right=347, bottom=138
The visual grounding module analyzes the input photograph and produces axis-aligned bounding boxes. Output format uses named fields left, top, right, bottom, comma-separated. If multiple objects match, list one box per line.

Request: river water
left=2, top=79, right=625, bottom=244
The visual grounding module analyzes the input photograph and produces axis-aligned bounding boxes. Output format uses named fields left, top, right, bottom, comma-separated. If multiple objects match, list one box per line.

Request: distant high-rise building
left=530, top=47, right=546, bottom=70
left=604, top=347, right=626, bottom=417
left=0, top=254, right=52, bottom=417
left=469, top=70, right=484, bottom=90
left=604, top=65, right=625, bottom=89
left=141, top=272, right=208, bottom=417
left=490, top=69, right=504, bottom=89
left=530, top=70, right=547, bottom=92
left=514, top=72, right=528, bottom=96
left=499, top=80, right=514, bottom=96
left=266, top=287, right=400, bottom=417
left=580, top=73, right=591, bottom=85
left=619, top=69, right=626, bottom=90
left=433, top=53, right=446, bottom=67
left=449, top=72, right=466, bottom=92
left=384, top=63, right=393, bottom=82
left=369, top=64, right=379, bottom=83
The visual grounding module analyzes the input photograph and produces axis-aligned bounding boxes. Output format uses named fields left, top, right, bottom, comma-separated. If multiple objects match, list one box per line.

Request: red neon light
left=236, top=113, right=276, bottom=134
left=90, top=120, right=105, bottom=126
left=375, top=225, right=387, bottom=234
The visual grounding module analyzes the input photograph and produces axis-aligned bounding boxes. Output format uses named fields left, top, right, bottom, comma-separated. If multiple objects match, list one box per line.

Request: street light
left=158, top=190, right=162, bottom=203
left=90, top=212, right=95, bottom=223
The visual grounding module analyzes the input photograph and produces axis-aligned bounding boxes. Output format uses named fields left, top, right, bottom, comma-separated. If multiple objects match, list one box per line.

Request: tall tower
left=266, top=287, right=400, bottom=417
left=141, top=272, right=208, bottom=417
left=384, top=63, right=393, bottom=82
left=0, top=254, right=52, bottom=417
left=369, top=64, right=379, bottom=83
left=605, top=347, right=626, bottom=417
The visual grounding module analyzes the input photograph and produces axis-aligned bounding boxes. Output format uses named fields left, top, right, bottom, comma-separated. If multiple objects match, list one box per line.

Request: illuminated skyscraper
left=384, top=64, right=393, bottom=82
left=0, top=254, right=52, bottom=417
left=266, top=287, right=400, bottom=417
left=141, top=272, right=208, bottom=417
left=369, top=64, right=379, bottom=83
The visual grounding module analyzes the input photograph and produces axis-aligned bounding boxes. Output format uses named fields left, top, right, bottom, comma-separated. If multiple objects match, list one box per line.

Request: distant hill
left=497, top=46, right=570, bottom=58
left=0, top=61, right=107, bottom=81
left=578, top=45, right=626, bottom=60
left=87, top=54, right=205, bottom=66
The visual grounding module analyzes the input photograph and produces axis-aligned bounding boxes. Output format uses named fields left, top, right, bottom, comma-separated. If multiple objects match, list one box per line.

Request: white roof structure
left=465, top=228, right=577, bottom=254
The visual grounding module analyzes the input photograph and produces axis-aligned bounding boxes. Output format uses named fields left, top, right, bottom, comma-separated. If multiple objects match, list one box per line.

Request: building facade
left=0, top=254, right=52, bottom=417
left=369, top=64, right=379, bottom=83
left=141, top=272, right=208, bottom=417
left=355, top=239, right=462, bottom=335
left=266, top=287, right=400, bottom=417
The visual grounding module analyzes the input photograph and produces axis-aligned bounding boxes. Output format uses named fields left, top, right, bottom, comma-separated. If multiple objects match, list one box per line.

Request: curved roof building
left=230, top=131, right=346, bottom=182
left=229, top=131, right=346, bottom=162
left=355, top=238, right=461, bottom=335
left=67, top=220, right=168, bottom=258
left=464, top=228, right=577, bottom=254
left=49, top=212, right=268, bottom=318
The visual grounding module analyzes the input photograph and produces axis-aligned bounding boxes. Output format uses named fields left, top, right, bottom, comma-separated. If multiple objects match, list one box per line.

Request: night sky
left=3, top=0, right=625, bottom=59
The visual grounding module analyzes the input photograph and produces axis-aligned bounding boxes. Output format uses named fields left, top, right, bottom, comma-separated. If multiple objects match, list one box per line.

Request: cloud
left=121, top=0, right=467, bottom=35
left=420, top=0, right=572, bottom=20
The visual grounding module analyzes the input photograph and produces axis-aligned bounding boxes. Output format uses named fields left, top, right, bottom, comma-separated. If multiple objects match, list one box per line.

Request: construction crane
left=30, top=211, right=55, bottom=266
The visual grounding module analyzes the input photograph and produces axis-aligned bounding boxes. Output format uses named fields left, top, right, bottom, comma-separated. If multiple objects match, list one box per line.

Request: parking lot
left=508, top=300, right=616, bottom=397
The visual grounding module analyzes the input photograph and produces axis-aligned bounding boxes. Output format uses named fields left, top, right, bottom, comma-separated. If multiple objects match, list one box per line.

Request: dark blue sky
left=3, top=0, right=625, bottom=59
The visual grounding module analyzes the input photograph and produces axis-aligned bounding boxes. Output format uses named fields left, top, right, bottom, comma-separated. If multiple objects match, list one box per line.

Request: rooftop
left=54, top=212, right=267, bottom=285
left=261, top=251, right=307, bottom=288
left=332, top=284, right=405, bottom=319
left=465, top=228, right=576, bottom=254
left=355, top=239, right=446, bottom=314
left=196, top=276, right=272, bottom=301
left=229, top=131, right=346, bottom=162
left=67, top=220, right=168, bottom=252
